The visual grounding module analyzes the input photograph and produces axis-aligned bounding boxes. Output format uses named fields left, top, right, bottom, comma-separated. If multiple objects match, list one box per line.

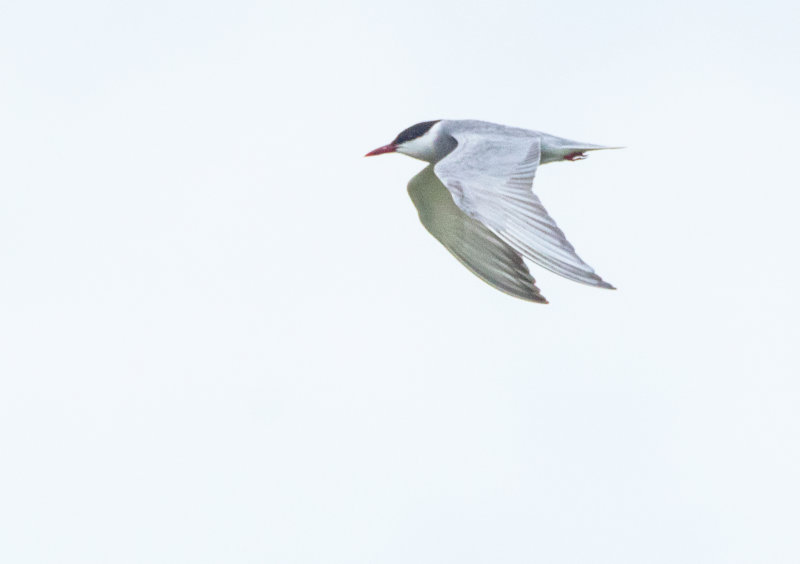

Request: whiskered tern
left=366, top=119, right=618, bottom=303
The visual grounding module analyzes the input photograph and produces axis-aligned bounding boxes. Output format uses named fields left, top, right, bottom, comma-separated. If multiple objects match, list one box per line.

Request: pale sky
left=1, top=1, right=798, bottom=563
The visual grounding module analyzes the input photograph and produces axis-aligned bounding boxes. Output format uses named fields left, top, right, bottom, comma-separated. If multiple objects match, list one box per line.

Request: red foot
left=564, top=151, right=587, bottom=161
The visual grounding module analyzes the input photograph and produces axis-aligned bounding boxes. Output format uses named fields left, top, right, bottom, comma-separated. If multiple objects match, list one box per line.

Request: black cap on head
left=392, top=120, right=440, bottom=145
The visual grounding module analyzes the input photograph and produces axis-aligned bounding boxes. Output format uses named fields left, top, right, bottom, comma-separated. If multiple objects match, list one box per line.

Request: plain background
left=1, top=1, right=798, bottom=562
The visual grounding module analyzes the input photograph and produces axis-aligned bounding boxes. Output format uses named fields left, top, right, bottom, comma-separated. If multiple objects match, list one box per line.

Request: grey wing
left=407, top=165, right=547, bottom=303
left=433, top=131, right=614, bottom=289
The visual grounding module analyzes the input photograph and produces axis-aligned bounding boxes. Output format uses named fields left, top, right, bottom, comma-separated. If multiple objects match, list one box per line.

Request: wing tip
left=526, top=282, right=548, bottom=304
left=503, top=285, right=548, bottom=304
left=520, top=286, right=548, bottom=304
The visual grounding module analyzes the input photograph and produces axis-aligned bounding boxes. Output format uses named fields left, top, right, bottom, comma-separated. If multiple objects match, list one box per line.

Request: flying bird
left=366, top=119, right=618, bottom=303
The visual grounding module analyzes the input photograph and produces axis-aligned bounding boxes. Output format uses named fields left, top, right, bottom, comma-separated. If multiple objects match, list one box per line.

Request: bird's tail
left=541, top=138, right=624, bottom=163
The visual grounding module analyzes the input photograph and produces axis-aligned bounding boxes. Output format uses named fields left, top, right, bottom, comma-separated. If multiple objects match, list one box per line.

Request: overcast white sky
left=1, top=1, right=798, bottom=563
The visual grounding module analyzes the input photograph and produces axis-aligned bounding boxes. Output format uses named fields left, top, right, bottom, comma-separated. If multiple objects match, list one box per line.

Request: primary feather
left=408, top=165, right=547, bottom=303
left=433, top=121, right=614, bottom=289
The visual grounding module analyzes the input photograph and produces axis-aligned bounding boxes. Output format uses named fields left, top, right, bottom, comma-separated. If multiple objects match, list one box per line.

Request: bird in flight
left=366, top=119, right=618, bottom=303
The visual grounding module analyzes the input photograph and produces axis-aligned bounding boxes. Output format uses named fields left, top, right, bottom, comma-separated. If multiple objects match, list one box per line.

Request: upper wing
left=433, top=131, right=614, bottom=288
left=408, top=165, right=547, bottom=303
